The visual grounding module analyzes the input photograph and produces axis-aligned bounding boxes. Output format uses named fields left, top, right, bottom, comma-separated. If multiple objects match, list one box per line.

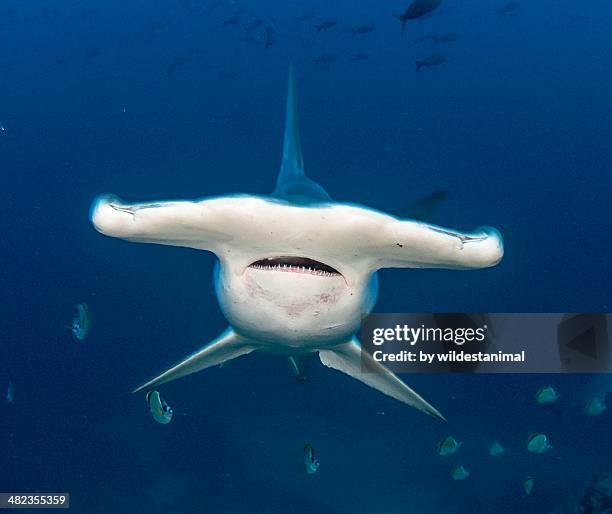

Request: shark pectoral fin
left=318, top=339, right=446, bottom=422
left=370, top=219, right=503, bottom=270
left=133, top=329, right=256, bottom=393
left=90, top=194, right=225, bottom=252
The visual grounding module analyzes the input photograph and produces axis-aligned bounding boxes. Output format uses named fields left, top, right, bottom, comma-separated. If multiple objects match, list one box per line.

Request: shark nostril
left=249, top=256, right=340, bottom=276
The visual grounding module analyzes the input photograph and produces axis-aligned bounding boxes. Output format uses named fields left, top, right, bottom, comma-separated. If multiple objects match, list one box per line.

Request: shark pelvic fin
left=288, top=356, right=308, bottom=382
left=273, top=67, right=331, bottom=202
left=319, top=339, right=446, bottom=422
left=133, top=328, right=256, bottom=393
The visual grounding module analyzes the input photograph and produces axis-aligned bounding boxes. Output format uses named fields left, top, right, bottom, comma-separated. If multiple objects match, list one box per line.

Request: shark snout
left=470, top=226, right=504, bottom=268
left=90, top=194, right=132, bottom=237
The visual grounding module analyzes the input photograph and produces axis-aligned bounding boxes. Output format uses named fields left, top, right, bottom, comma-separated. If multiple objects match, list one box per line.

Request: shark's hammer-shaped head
left=91, top=193, right=502, bottom=351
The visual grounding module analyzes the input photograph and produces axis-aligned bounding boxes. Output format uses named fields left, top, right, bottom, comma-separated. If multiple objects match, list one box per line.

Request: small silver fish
left=71, top=303, right=92, bottom=340
left=438, top=436, right=462, bottom=456
left=524, top=476, right=535, bottom=495
left=303, top=443, right=320, bottom=474
left=452, top=465, right=470, bottom=480
left=527, top=433, right=552, bottom=453
left=535, top=386, right=559, bottom=404
left=585, top=397, right=607, bottom=416
left=6, top=380, right=14, bottom=403
left=489, top=441, right=505, bottom=457
left=146, top=390, right=173, bottom=424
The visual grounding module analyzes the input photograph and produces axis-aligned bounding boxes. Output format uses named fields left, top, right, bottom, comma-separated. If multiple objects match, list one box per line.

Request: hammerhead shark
left=90, top=69, right=503, bottom=422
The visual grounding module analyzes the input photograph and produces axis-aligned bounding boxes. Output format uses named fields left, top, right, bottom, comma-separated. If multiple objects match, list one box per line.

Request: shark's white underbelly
left=214, top=262, right=378, bottom=351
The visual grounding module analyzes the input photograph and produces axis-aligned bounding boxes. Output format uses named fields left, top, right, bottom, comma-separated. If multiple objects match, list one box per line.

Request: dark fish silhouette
left=400, top=190, right=449, bottom=222
left=208, top=0, right=223, bottom=12
left=415, top=32, right=458, bottom=45
left=315, top=19, right=337, bottom=33
left=178, top=0, right=201, bottom=12
left=41, top=7, right=61, bottom=18
left=119, top=22, right=167, bottom=45
left=414, top=54, right=445, bottom=70
left=497, top=1, right=520, bottom=15
left=314, top=54, right=338, bottom=65
left=165, top=56, right=189, bottom=77
left=224, top=14, right=242, bottom=25
left=349, top=52, right=369, bottom=62
left=146, top=22, right=168, bottom=34
left=349, top=24, right=375, bottom=36
left=264, top=26, right=276, bottom=49
left=243, top=34, right=261, bottom=46
left=431, top=32, right=458, bottom=44
left=297, top=11, right=316, bottom=22
left=234, top=4, right=248, bottom=16
left=244, top=19, right=263, bottom=32
left=394, top=0, right=442, bottom=35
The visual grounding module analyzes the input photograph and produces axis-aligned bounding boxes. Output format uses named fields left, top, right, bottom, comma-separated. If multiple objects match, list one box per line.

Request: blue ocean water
left=1, top=0, right=611, bottom=512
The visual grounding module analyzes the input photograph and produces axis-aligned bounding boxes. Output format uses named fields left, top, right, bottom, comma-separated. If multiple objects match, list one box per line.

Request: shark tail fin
left=133, top=328, right=256, bottom=393
left=414, top=59, right=423, bottom=71
left=319, top=339, right=446, bottom=422
left=273, top=66, right=331, bottom=201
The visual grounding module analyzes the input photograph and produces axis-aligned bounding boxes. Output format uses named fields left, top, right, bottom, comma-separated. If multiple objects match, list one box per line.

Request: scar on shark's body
left=90, top=68, right=503, bottom=422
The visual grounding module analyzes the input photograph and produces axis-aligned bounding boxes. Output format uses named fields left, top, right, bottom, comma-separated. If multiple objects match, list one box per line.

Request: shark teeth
left=249, top=263, right=337, bottom=277
left=248, top=257, right=340, bottom=277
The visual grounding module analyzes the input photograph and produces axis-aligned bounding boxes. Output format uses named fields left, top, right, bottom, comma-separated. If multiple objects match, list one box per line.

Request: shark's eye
left=249, top=256, right=340, bottom=276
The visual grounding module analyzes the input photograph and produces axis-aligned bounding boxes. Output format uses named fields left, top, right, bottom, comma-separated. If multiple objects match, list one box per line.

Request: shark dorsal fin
left=279, top=66, right=304, bottom=182
left=273, top=67, right=331, bottom=202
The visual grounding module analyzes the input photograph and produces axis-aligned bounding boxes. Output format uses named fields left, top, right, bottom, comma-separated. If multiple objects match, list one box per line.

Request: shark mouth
left=248, top=257, right=341, bottom=277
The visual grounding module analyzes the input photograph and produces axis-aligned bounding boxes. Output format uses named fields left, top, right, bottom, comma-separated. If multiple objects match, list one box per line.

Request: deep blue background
left=1, top=0, right=611, bottom=512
